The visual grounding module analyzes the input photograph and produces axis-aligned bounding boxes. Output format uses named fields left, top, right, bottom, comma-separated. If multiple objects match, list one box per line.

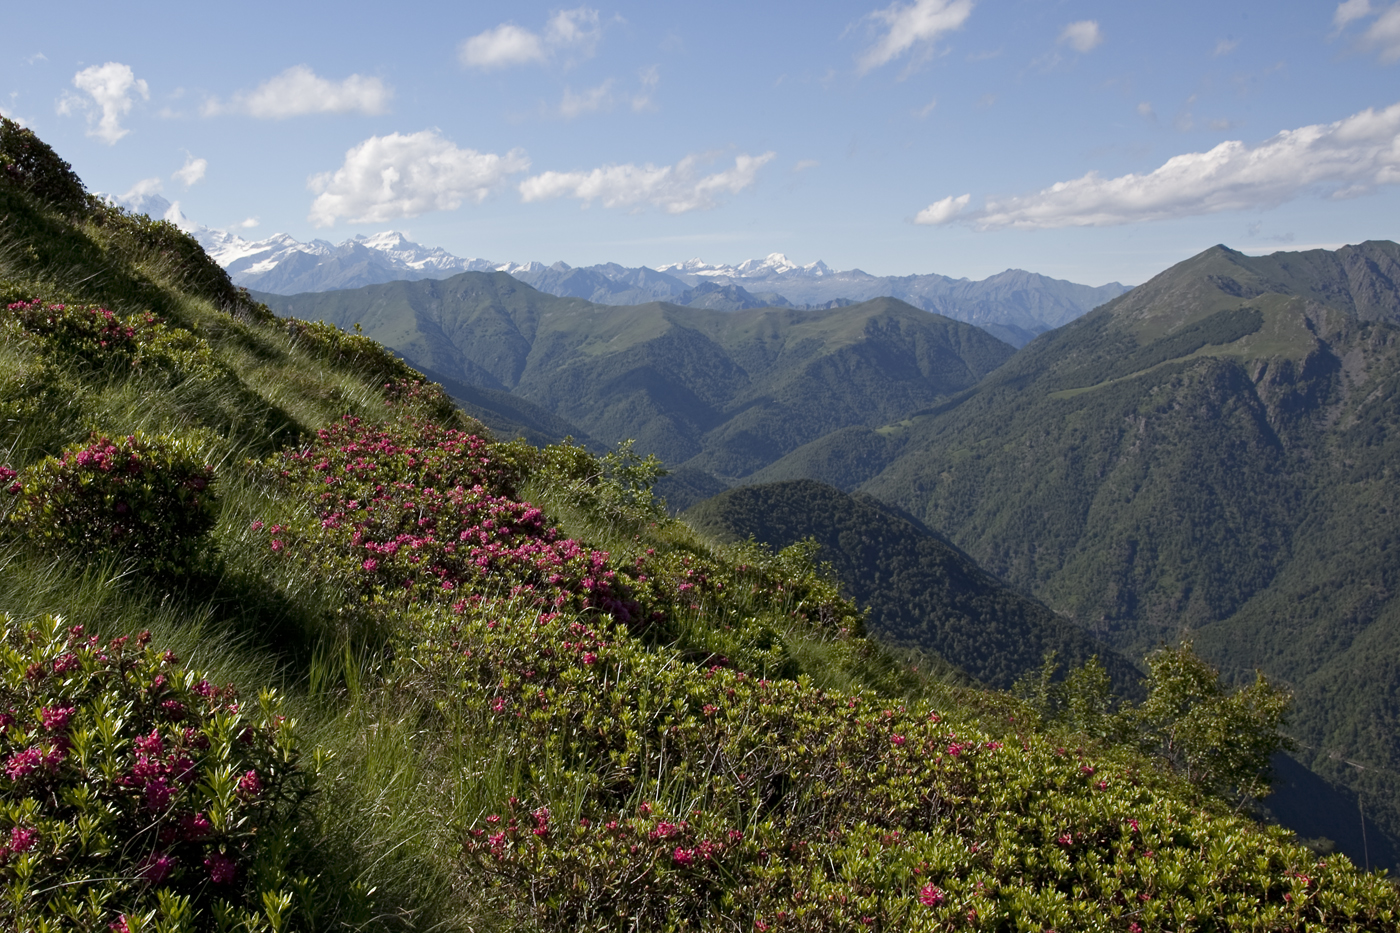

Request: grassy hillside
left=256, top=280, right=1015, bottom=489
left=683, top=479, right=1143, bottom=696
left=3, top=119, right=1399, bottom=932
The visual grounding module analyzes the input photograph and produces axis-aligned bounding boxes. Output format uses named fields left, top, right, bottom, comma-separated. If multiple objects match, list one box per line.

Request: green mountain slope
left=820, top=241, right=1400, bottom=841
left=6, top=119, right=1400, bottom=933
left=255, top=281, right=1014, bottom=482
left=683, top=479, right=1143, bottom=695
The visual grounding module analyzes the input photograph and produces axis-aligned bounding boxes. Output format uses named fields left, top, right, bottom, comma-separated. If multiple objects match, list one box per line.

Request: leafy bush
left=6, top=432, right=219, bottom=576
left=0, top=614, right=314, bottom=932
left=402, top=598, right=1399, bottom=933
left=0, top=117, right=87, bottom=214
left=3, top=299, right=219, bottom=376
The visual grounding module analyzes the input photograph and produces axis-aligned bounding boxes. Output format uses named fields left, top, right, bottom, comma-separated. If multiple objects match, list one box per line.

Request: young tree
left=1133, top=642, right=1291, bottom=806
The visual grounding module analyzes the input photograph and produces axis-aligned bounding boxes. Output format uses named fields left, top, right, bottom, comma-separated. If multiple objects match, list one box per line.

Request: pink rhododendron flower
left=204, top=852, right=237, bottom=884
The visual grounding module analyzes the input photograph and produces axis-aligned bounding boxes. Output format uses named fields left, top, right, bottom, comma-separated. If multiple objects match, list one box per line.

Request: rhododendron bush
left=6, top=432, right=219, bottom=576
left=397, top=600, right=1398, bottom=933
left=2, top=299, right=217, bottom=375
left=0, top=614, right=313, bottom=932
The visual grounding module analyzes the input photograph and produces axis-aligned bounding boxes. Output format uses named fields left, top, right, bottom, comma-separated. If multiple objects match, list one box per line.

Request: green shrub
left=0, top=614, right=314, bottom=932
left=3, top=299, right=219, bottom=376
left=6, top=432, right=219, bottom=576
left=0, top=117, right=87, bottom=214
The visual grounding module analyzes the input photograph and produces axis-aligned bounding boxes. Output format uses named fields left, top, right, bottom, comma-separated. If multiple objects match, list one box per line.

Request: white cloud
left=204, top=66, right=391, bottom=118
left=793, top=159, right=821, bottom=173
left=559, top=81, right=613, bottom=118
left=1137, top=101, right=1157, bottom=121
left=914, top=193, right=970, bottom=224
left=1361, top=5, right=1400, bottom=61
left=172, top=154, right=207, bottom=187
left=459, top=24, right=547, bottom=69
left=924, top=101, right=1400, bottom=230
left=544, top=7, right=602, bottom=56
left=1059, top=20, right=1103, bottom=53
left=307, top=130, right=529, bottom=227
left=858, top=0, right=975, bottom=74
left=1213, top=38, right=1240, bottom=56
left=121, top=177, right=163, bottom=200
left=519, top=151, right=776, bottom=214
left=58, top=62, right=148, bottom=144
left=1334, top=0, right=1374, bottom=29
left=234, top=217, right=260, bottom=230
left=459, top=7, right=601, bottom=69
left=914, top=97, right=938, bottom=118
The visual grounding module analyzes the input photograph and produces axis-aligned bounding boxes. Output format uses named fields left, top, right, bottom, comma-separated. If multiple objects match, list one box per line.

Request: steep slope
left=684, top=479, right=1143, bottom=695
left=834, top=241, right=1400, bottom=840
left=257, top=280, right=1015, bottom=480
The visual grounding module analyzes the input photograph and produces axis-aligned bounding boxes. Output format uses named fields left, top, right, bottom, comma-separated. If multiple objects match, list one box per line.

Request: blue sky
left=3, top=1, right=1398, bottom=285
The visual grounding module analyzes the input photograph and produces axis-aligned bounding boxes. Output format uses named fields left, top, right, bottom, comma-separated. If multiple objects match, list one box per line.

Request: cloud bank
left=519, top=151, right=776, bottom=214
left=58, top=62, right=148, bottom=144
left=858, top=0, right=974, bottom=73
left=916, top=101, right=1400, bottom=230
left=308, top=130, right=529, bottom=226
left=459, top=8, right=602, bottom=69
left=205, top=66, right=391, bottom=118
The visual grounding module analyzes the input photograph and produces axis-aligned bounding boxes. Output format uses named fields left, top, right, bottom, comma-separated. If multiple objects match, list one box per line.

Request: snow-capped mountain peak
left=657, top=253, right=834, bottom=280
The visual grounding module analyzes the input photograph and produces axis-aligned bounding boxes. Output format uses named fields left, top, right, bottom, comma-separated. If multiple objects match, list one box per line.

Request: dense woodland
left=3, top=118, right=1400, bottom=931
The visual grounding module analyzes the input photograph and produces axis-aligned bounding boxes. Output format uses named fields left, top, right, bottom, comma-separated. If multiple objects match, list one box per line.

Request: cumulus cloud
left=518, top=151, right=776, bottom=214
left=559, top=81, right=613, bottom=118
left=459, top=7, right=601, bottom=69
left=57, top=62, right=148, bottom=144
left=857, top=0, right=975, bottom=74
left=919, top=101, right=1400, bottom=230
left=914, top=193, right=970, bottom=224
left=204, top=66, right=391, bottom=118
left=307, top=130, right=529, bottom=227
left=1059, top=20, right=1103, bottom=53
left=172, top=154, right=207, bottom=187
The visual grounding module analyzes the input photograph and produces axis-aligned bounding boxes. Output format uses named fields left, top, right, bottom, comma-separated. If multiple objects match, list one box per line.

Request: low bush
left=0, top=614, right=314, bottom=932
left=6, top=432, right=219, bottom=576
left=3, top=299, right=219, bottom=376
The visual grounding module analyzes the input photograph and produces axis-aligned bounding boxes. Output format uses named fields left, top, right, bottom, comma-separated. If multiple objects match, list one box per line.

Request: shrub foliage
left=0, top=615, right=312, bottom=932
left=6, top=432, right=219, bottom=575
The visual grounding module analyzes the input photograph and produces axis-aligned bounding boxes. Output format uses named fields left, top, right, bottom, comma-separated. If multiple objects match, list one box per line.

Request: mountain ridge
left=105, top=193, right=1126, bottom=345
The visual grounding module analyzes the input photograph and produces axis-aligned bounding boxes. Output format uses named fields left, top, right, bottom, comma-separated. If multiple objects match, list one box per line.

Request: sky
left=3, top=0, right=1398, bottom=286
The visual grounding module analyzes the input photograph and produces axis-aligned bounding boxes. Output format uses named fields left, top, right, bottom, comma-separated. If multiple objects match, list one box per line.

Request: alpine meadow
left=7, top=64, right=1400, bottom=930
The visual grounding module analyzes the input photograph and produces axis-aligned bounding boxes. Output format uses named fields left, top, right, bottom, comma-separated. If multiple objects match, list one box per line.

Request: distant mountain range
left=107, top=193, right=1127, bottom=347
left=254, top=277, right=1014, bottom=484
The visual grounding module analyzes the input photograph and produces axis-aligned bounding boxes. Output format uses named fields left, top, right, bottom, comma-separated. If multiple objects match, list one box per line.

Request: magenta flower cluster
left=1, top=620, right=306, bottom=926
left=265, top=417, right=640, bottom=623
